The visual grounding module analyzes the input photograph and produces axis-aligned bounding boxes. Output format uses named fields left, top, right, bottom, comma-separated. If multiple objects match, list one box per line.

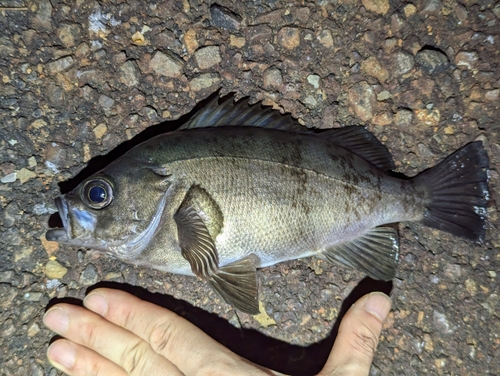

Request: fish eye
left=81, top=178, right=114, bottom=209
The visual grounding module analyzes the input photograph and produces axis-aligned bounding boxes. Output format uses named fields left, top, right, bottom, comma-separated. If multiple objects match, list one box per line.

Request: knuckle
left=148, top=320, right=176, bottom=354
left=80, top=322, right=100, bottom=348
left=349, top=322, right=379, bottom=359
left=120, top=340, right=149, bottom=374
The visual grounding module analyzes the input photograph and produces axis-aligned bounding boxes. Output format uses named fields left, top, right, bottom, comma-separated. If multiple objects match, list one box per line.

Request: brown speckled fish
left=46, top=95, right=490, bottom=314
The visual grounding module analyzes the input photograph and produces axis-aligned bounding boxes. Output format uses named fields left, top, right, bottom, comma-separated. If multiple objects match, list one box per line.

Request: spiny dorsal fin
left=323, top=227, right=399, bottom=281
left=209, top=257, right=259, bottom=315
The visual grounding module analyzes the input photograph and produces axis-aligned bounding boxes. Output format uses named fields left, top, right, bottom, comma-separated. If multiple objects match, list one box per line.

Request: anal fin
left=209, top=257, right=259, bottom=315
left=324, top=227, right=399, bottom=281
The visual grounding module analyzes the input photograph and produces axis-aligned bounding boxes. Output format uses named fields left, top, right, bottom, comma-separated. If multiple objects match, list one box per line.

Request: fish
left=46, top=94, right=490, bottom=314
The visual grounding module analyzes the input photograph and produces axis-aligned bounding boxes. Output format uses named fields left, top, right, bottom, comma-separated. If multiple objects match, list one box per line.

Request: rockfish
left=46, top=95, right=489, bottom=314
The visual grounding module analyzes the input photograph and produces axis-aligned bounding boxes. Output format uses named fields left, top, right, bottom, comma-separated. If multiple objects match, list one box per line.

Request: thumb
left=318, top=292, right=392, bottom=376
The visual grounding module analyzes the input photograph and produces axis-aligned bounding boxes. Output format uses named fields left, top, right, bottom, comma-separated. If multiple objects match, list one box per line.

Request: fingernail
left=47, top=340, right=76, bottom=369
left=43, top=307, right=69, bottom=334
left=364, top=292, right=392, bottom=322
left=84, top=292, right=108, bottom=316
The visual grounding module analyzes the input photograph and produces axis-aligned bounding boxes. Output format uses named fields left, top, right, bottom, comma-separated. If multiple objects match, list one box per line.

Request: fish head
left=46, top=160, right=172, bottom=260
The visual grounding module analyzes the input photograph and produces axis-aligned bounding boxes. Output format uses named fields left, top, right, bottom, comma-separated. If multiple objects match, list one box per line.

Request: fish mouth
left=46, top=197, right=70, bottom=242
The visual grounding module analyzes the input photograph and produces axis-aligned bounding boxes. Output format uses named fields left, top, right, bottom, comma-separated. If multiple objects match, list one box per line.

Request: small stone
left=58, top=24, right=81, bottom=48
left=485, top=89, right=499, bottom=102
left=27, top=322, right=40, bottom=337
left=303, top=95, right=318, bottom=108
left=189, top=73, right=220, bottom=91
left=307, top=74, right=320, bottom=89
left=17, top=168, right=36, bottom=184
left=361, top=56, right=389, bottom=83
left=348, top=81, right=376, bottom=122
left=444, top=264, right=462, bottom=279
left=1, top=172, right=17, bottom=183
left=494, top=4, right=500, bottom=19
left=28, top=156, right=37, bottom=168
left=1, top=201, right=19, bottom=227
left=45, top=260, right=68, bottom=279
left=229, top=35, right=245, bottom=48
left=98, top=95, right=114, bottom=110
left=455, top=4, right=467, bottom=22
left=415, top=48, right=449, bottom=74
left=149, top=51, right=184, bottom=78
left=404, top=4, right=417, bottom=17
left=362, top=0, right=390, bottom=15
left=278, top=27, right=300, bottom=50
left=443, top=126, right=454, bottom=135
left=46, top=56, right=74, bottom=75
left=253, top=301, right=276, bottom=327
left=80, top=264, right=99, bottom=286
left=40, top=235, right=59, bottom=256
left=119, top=61, right=139, bottom=87
left=317, top=29, right=334, bottom=48
left=263, top=68, right=283, bottom=89
left=34, top=0, right=53, bottom=30
left=465, top=279, right=477, bottom=295
left=373, top=112, right=393, bottom=126
left=454, top=51, right=478, bottom=69
left=393, top=51, right=415, bottom=75
left=210, top=4, right=241, bottom=31
left=93, top=123, right=107, bottom=139
left=24, top=292, right=44, bottom=302
left=131, top=31, right=147, bottom=46
left=415, top=107, right=440, bottom=126
left=184, top=29, right=199, bottom=54
left=421, top=0, right=442, bottom=14
left=433, top=310, right=452, bottom=334
left=377, top=91, right=392, bottom=101
left=195, top=46, right=222, bottom=70
left=395, top=109, right=413, bottom=127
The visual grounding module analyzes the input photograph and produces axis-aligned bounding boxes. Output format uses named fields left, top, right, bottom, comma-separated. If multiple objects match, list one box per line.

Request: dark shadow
left=46, top=278, right=392, bottom=375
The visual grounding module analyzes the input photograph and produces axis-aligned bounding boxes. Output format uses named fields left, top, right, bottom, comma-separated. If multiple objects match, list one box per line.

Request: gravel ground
left=1, top=1, right=499, bottom=375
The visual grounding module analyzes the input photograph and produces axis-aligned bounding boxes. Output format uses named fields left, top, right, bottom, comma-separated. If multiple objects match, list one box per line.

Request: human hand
left=43, top=288, right=391, bottom=376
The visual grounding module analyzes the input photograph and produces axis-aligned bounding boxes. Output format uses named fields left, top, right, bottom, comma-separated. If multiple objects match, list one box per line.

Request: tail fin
left=413, top=141, right=489, bottom=241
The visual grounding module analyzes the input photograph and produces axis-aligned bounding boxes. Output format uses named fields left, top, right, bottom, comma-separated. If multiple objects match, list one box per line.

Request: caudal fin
left=413, top=141, right=489, bottom=241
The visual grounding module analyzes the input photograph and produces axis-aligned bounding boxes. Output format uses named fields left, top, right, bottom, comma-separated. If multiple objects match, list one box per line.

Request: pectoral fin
left=174, top=205, right=219, bottom=277
left=324, top=227, right=399, bottom=281
left=209, top=257, right=259, bottom=315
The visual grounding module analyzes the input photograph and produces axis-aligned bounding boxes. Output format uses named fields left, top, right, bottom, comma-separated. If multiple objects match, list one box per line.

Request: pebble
left=420, top=0, right=441, bottom=14
left=377, top=90, right=392, bottom=101
left=454, top=51, right=478, bottom=69
left=1, top=201, right=19, bottom=227
left=98, top=94, right=114, bottom=110
left=80, top=264, right=99, bottom=286
left=414, top=107, right=440, bottom=126
left=263, top=67, right=283, bottom=89
left=93, top=123, right=107, bottom=139
left=347, top=81, right=375, bottom=122
left=210, top=4, right=241, bottom=31
left=362, top=0, right=390, bottom=15
left=119, top=61, right=139, bottom=87
left=455, top=3, right=468, bottom=22
left=415, top=48, right=449, bottom=74
left=444, top=264, right=462, bottom=279
left=17, top=168, right=36, bottom=184
left=34, top=0, right=53, bottom=29
left=190, top=73, right=221, bottom=91
left=394, top=108, right=413, bottom=127
left=45, top=260, right=68, bottom=279
left=58, top=24, right=81, bottom=48
left=484, top=89, right=499, bottom=102
left=433, top=310, right=452, bottom=334
left=278, top=27, right=300, bottom=50
left=229, top=35, right=245, bottom=48
left=361, top=56, right=388, bottom=83
left=46, top=56, right=74, bottom=75
left=393, top=51, right=415, bottom=75
left=307, top=74, right=320, bottom=89
left=195, top=46, right=222, bottom=70
left=27, top=322, right=40, bottom=337
left=404, top=4, right=417, bottom=17
left=184, top=29, right=199, bottom=54
left=28, top=157, right=37, bottom=168
left=317, top=29, right=334, bottom=48
left=149, top=51, right=184, bottom=78
left=373, top=112, right=393, bottom=126
left=1, top=172, right=17, bottom=183
left=465, top=279, right=477, bottom=295
left=23, top=292, right=44, bottom=302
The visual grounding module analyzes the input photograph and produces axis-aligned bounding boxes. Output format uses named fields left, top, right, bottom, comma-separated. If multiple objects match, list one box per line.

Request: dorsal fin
left=179, top=94, right=304, bottom=132
left=180, top=94, right=394, bottom=171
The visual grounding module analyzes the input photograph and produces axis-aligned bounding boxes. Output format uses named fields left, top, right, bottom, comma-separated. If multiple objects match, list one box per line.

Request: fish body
left=46, top=95, right=489, bottom=314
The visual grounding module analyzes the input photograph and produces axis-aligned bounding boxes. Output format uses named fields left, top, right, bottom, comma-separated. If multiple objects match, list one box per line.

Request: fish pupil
left=89, top=186, right=106, bottom=203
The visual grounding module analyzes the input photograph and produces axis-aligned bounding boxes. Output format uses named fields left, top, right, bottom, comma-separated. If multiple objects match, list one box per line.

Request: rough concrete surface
left=0, top=1, right=499, bottom=375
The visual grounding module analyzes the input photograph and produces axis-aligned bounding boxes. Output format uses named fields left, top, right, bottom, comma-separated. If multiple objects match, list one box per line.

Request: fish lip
left=45, top=197, right=70, bottom=242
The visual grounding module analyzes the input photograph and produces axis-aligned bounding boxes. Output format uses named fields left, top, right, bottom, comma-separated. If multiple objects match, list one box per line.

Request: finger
left=47, top=339, right=127, bottom=376
left=319, top=292, right=392, bottom=376
left=43, top=305, right=184, bottom=376
left=83, top=288, right=270, bottom=376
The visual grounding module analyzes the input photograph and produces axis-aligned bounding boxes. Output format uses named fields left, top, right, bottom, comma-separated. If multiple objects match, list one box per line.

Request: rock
left=45, top=260, right=68, bottom=279
left=377, top=90, right=392, bottom=101
left=404, top=4, right=417, bottom=17
left=494, top=4, right=500, bottom=19
left=0, top=201, right=19, bottom=227
left=210, top=4, right=241, bottom=31
left=195, top=46, right=222, bottom=70
left=1, top=172, right=16, bottom=183
left=149, top=51, right=184, bottom=78
left=80, top=264, right=99, bottom=286
left=184, top=29, right=199, bottom=54
left=361, top=56, right=389, bottom=83
left=44, top=142, right=69, bottom=172
left=254, top=301, right=277, bottom=327
left=28, top=157, right=37, bottom=168
left=131, top=31, right=147, bottom=46
left=33, top=0, right=53, bottom=30
left=485, top=89, right=499, bottom=102
left=433, top=310, right=452, bottom=334
left=362, top=0, right=390, bottom=15
left=119, top=60, right=139, bottom=87
left=414, top=107, right=440, bottom=126
left=307, top=74, right=320, bottom=89
left=393, top=51, right=415, bottom=75
left=46, top=56, right=74, bottom=75
left=58, top=24, right=81, bottom=48
left=263, top=67, right=283, bottom=89
left=420, top=0, right=442, bottom=14
left=27, top=322, right=40, bottom=337
left=395, top=108, right=413, bottom=127
left=454, top=51, right=478, bottom=69
left=17, top=168, right=36, bottom=184
left=40, top=235, right=59, bottom=256
left=93, top=123, right=107, bottom=139
left=415, top=47, right=449, bottom=74
left=465, top=279, right=477, bottom=295
left=189, top=73, right=220, bottom=91
left=23, top=292, right=44, bottom=302
left=373, top=112, right=393, bottom=126
left=303, top=95, right=319, bottom=109
left=455, top=3, right=468, bottom=22
left=348, top=81, right=376, bottom=122
left=317, top=29, right=334, bottom=48
left=278, top=27, right=300, bottom=50
left=229, top=35, right=246, bottom=48
left=444, top=264, right=462, bottom=279
left=98, top=94, right=114, bottom=110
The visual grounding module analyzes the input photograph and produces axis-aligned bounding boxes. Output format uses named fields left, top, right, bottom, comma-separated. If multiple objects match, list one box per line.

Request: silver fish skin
left=46, top=95, right=489, bottom=314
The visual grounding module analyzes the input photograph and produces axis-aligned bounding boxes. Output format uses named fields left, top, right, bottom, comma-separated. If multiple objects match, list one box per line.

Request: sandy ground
left=0, top=1, right=499, bottom=375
